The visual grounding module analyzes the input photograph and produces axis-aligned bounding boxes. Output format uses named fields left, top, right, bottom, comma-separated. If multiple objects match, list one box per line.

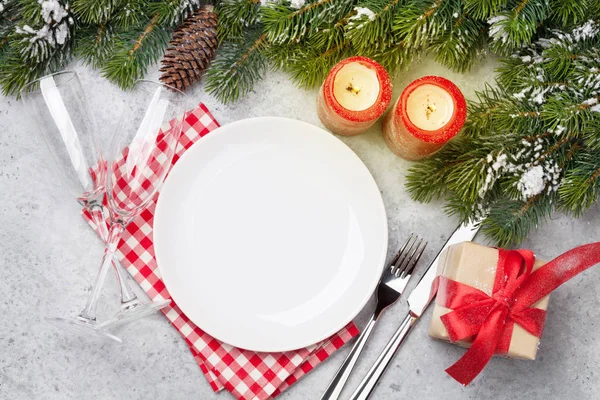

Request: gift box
left=425, top=240, right=600, bottom=385
left=429, top=242, right=550, bottom=360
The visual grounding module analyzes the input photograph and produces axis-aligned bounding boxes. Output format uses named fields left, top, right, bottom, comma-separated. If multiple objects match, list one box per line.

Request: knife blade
left=348, top=220, right=481, bottom=400
left=407, top=220, right=481, bottom=318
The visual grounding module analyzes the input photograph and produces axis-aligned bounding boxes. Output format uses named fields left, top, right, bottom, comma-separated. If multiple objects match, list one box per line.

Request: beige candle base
left=382, top=108, right=443, bottom=161
left=316, top=85, right=375, bottom=136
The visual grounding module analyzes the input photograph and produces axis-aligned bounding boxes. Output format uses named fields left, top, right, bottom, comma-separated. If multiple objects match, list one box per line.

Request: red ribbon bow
left=436, top=242, right=600, bottom=385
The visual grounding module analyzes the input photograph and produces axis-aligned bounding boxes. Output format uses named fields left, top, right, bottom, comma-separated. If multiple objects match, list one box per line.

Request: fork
left=319, top=234, right=427, bottom=400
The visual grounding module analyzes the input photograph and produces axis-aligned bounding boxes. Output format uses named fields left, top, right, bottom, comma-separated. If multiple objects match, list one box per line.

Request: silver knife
left=348, top=221, right=481, bottom=400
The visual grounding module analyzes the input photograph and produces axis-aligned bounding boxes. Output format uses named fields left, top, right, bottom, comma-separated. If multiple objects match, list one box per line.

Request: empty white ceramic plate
left=154, top=117, right=387, bottom=352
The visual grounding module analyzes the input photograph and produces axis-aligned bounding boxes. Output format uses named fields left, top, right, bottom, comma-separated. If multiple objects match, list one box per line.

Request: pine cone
left=159, top=5, right=218, bottom=92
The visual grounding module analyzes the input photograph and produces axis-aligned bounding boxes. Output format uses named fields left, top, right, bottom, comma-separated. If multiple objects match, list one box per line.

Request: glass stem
left=114, top=259, right=138, bottom=304
left=87, top=203, right=138, bottom=304
left=80, top=223, right=125, bottom=321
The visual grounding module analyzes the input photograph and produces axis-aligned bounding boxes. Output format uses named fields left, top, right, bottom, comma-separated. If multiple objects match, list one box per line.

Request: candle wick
left=426, top=104, right=436, bottom=119
left=346, top=83, right=360, bottom=95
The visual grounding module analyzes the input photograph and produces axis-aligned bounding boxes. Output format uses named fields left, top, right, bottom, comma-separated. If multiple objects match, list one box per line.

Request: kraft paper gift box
left=428, top=242, right=550, bottom=360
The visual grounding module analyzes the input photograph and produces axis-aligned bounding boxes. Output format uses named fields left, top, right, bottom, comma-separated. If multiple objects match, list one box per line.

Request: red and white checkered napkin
left=84, top=103, right=359, bottom=400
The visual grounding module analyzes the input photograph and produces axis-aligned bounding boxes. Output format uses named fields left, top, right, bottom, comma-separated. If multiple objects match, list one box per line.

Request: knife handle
left=348, top=313, right=418, bottom=400
left=320, top=314, right=378, bottom=400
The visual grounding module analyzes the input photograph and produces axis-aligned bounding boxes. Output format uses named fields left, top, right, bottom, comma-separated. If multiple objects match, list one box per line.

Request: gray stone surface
left=1, top=56, right=599, bottom=400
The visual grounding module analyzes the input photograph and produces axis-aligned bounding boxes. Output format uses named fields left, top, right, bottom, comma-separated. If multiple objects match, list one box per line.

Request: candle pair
left=317, top=57, right=467, bottom=161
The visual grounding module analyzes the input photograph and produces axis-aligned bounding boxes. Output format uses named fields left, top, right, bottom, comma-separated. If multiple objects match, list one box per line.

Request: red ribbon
left=437, top=242, right=600, bottom=385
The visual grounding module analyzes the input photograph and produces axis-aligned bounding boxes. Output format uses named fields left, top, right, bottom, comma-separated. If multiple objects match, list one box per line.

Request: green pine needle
left=216, top=0, right=262, bottom=41
left=102, top=15, right=171, bottom=89
left=71, top=0, right=116, bottom=25
left=205, top=30, right=268, bottom=103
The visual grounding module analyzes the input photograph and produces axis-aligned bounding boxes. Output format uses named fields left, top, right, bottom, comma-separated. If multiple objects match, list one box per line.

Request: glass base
left=101, top=299, right=170, bottom=330
left=46, top=316, right=123, bottom=343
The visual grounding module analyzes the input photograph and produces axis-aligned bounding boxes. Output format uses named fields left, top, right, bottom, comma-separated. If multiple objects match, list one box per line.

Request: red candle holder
left=383, top=76, right=467, bottom=161
left=317, top=56, right=392, bottom=136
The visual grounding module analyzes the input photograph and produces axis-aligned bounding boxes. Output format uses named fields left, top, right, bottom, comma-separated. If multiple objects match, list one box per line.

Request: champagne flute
left=92, top=80, right=186, bottom=329
left=21, top=73, right=175, bottom=340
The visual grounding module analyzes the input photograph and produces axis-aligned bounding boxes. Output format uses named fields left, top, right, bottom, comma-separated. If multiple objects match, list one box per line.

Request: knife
left=348, top=221, right=481, bottom=400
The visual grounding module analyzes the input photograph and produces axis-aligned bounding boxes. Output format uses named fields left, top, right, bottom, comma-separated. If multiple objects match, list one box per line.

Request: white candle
left=382, top=76, right=467, bottom=161
left=406, top=84, right=455, bottom=131
left=317, top=56, right=392, bottom=136
left=332, top=62, right=380, bottom=111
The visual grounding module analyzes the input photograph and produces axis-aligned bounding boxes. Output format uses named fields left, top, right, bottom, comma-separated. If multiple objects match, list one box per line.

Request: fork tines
left=389, top=234, right=427, bottom=278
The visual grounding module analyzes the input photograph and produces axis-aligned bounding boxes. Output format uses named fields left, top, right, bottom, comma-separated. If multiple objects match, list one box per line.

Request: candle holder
left=383, top=76, right=466, bottom=161
left=317, top=56, right=392, bottom=136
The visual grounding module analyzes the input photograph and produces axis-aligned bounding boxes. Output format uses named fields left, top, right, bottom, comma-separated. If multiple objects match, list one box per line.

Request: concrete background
left=1, top=55, right=599, bottom=399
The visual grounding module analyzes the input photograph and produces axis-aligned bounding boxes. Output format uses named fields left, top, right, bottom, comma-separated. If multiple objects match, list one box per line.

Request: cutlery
left=348, top=221, right=481, bottom=400
left=320, top=234, right=427, bottom=400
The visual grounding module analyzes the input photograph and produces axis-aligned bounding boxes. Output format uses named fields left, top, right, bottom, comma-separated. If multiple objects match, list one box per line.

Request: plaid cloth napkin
left=83, top=103, right=359, bottom=400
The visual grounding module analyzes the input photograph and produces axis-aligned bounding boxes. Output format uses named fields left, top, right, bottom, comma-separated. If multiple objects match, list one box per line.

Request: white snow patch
left=289, top=0, right=305, bottom=9
left=41, top=0, right=68, bottom=24
left=352, top=7, right=376, bottom=22
left=260, top=0, right=280, bottom=6
left=488, top=15, right=509, bottom=44
left=518, top=166, right=545, bottom=199
left=55, top=21, right=69, bottom=45
left=513, top=89, right=529, bottom=100
left=572, top=20, right=598, bottom=42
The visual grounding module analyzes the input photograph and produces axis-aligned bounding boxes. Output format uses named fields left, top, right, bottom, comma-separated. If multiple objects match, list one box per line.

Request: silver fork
left=319, top=234, right=427, bottom=400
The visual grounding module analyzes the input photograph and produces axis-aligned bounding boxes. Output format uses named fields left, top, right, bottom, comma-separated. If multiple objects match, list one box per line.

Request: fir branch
left=1, top=0, right=74, bottom=95
left=111, top=0, right=146, bottom=28
left=205, top=30, right=268, bottom=103
left=18, top=0, right=43, bottom=21
left=262, top=0, right=349, bottom=44
left=429, top=14, right=488, bottom=72
left=549, top=0, right=589, bottom=26
left=0, top=0, right=20, bottom=42
left=0, top=47, right=71, bottom=96
left=344, top=0, right=403, bottom=53
left=481, top=193, right=553, bottom=247
left=406, top=139, right=467, bottom=202
left=368, top=39, right=414, bottom=74
left=488, top=0, right=550, bottom=55
left=307, top=5, right=355, bottom=50
left=407, top=21, right=600, bottom=246
left=147, top=0, right=201, bottom=26
left=559, top=151, right=600, bottom=215
left=13, top=0, right=74, bottom=63
left=102, top=14, right=171, bottom=88
left=75, top=22, right=117, bottom=68
left=71, top=0, right=116, bottom=25
left=393, top=0, right=457, bottom=50
left=464, top=0, right=508, bottom=20
left=216, top=0, right=261, bottom=41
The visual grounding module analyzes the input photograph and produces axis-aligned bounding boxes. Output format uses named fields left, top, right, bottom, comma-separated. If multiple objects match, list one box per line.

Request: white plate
left=154, top=117, right=387, bottom=352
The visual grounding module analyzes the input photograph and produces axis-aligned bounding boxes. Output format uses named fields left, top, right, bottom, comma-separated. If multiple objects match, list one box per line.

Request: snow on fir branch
left=2, top=0, right=600, bottom=100
left=1, top=0, right=203, bottom=96
left=14, top=0, right=73, bottom=63
left=406, top=20, right=600, bottom=247
left=205, top=0, right=600, bottom=104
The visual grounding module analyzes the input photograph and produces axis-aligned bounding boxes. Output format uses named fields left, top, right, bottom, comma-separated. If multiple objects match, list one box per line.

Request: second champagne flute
left=98, top=80, right=187, bottom=329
